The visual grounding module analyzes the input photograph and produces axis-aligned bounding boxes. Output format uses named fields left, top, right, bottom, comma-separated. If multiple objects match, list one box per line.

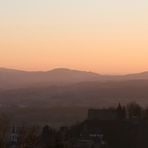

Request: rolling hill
left=1, top=68, right=148, bottom=126
left=1, top=67, right=148, bottom=89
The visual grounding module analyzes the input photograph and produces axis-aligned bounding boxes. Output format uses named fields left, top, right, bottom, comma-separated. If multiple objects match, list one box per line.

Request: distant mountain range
left=1, top=67, right=148, bottom=89
left=1, top=68, right=148, bottom=126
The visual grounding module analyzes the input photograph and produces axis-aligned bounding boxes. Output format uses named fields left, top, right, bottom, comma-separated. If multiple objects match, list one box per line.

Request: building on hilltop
left=88, top=108, right=118, bottom=121
left=88, top=103, right=126, bottom=121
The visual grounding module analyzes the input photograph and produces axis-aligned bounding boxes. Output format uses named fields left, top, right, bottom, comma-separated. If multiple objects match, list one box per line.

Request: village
left=0, top=102, right=148, bottom=148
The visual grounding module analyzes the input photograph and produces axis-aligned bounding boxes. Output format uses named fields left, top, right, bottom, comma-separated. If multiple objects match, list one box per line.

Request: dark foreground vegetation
left=1, top=102, right=148, bottom=148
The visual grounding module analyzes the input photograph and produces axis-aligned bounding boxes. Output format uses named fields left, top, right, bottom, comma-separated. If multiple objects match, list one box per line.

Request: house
left=8, top=126, right=19, bottom=148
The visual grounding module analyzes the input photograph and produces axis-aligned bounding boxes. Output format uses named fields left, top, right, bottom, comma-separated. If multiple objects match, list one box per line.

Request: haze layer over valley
left=1, top=68, right=148, bottom=126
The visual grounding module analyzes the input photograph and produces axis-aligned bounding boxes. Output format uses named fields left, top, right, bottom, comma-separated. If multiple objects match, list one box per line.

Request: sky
left=0, top=0, right=148, bottom=74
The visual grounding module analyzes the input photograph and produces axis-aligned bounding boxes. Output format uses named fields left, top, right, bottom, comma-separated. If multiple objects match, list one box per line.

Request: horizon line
left=0, top=67, right=148, bottom=76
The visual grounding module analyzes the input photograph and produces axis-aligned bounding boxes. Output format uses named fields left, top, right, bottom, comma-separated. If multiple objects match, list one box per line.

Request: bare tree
left=127, top=102, right=142, bottom=119
left=0, top=113, right=10, bottom=148
left=19, top=126, right=39, bottom=148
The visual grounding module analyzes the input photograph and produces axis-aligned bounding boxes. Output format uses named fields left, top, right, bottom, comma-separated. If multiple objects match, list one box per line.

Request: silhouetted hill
left=1, top=67, right=148, bottom=89
left=0, top=68, right=101, bottom=89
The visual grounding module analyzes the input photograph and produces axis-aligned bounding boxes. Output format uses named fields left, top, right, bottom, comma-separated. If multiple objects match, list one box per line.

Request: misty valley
left=1, top=68, right=148, bottom=125
left=0, top=68, right=148, bottom=147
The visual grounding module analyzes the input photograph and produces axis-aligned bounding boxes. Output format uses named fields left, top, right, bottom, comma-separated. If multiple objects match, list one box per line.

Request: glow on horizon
left=0, top=0, right=148, bottom=74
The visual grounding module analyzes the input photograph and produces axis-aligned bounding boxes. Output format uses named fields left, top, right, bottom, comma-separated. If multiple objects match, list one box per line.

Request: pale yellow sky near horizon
left=0, top=0, right=148, bottom=74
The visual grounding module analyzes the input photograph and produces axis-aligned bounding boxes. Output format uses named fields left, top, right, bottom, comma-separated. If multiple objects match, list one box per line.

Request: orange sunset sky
left=0, top=0, right=148, bottom=74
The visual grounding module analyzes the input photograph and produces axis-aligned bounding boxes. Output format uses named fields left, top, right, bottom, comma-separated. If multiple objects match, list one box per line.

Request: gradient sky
left=0, top=0, right=148, bottom=74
